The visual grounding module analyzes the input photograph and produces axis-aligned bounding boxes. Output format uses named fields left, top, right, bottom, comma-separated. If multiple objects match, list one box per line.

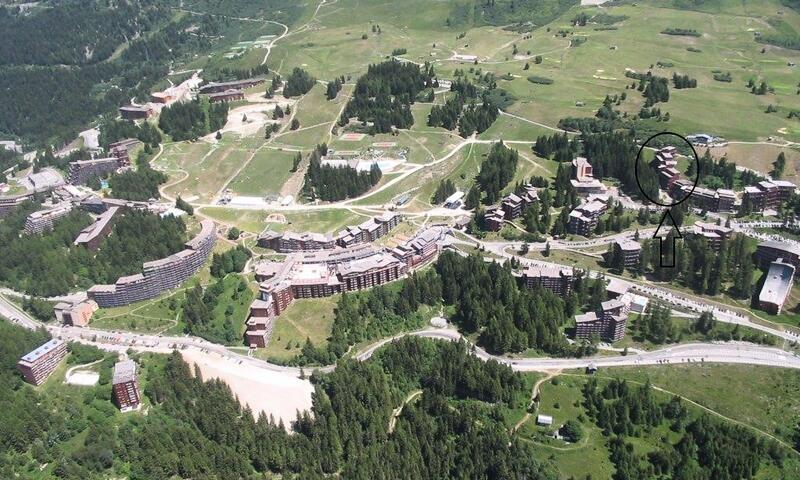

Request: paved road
left=4, top=291, right=800, bottom=374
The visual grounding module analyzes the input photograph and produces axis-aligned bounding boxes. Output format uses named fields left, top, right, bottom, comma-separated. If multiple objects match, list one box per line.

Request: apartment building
left=501, top=184, right=539, bottom=220
left=17, top=339, right=68, bottom=386
left=570, top=157, right=607, bottom=196
left=68, top=147, right=130, bottom=186
left=743, top=180, right=797, bottom=212
left=391, top=228, right=442, bottom=268
left=112, top=360, right=142, bottom=412
left=691, top=221, right=733, bottom=251
left=671, top=180, right=736, bottom=213
left=567, top=196, right=608, bottom=236
left=758, top=259, right=796, bottom=315
left=518, top=265, right=574, bottom=296
left=74, top=206, right=119, bottom=250
left=206, top=89, right=245, bottom=103
left=575, top=298, right=629, bottom=342
left=335, top=212, right=402, bottom=247
left=88, top=220, right=216, bottom=307
left=613, top=239, right=642, bottom=268
left=485, top=207, right=506, bottom=231
left=198, top=77, right=265, bottom=94
left=24, top=202, right=73, bottom=235
left=257, top=229, right=335, bottom=252
left=0, top=193, right=34, bottom=217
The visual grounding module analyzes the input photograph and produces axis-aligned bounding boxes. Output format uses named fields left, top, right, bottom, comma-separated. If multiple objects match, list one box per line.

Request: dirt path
left=512, top=370, right=560, bottom=433
left=388, top=389, right=423, bottom=433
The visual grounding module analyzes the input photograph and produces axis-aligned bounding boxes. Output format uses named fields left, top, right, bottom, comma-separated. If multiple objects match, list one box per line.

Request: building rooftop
left=575, top=312, right=600, bottom=323
left=112, top=359, right=137, bottom=385
left=759, top=260, right=795, bottom=306
left=615, top=239, right=641, bottom=252
left=19, top=339, right=65, bottom=364
left=758, top=240, right=800, bottom=258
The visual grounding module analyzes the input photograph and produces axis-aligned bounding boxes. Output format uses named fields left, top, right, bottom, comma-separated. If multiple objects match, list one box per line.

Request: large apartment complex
left=88, top=220, right=216, bottom=307
left=257, top=213, right=402, bottom=252
left=245, top=227, right=444, bottom=347
left=68, top=147, right=131, bottom=186
left=17, top=339, right=68, bottom=386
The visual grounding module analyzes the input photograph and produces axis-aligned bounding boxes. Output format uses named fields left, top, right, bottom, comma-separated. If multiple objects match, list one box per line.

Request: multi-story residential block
left=74, top=206, right=119, bottom=250
left=17, top=339, right=68, bottom=386
left=758, top=259, right=795, bottom=315
left=0, top=193, right=34, bottom=217
left=570, top=157, right=607, bottom=196
left=68, top=147, right=130, bottom=186
left=112, top=360, right=142, bottom=412
left=119, top=105, right=154, bottom=120
left=501, top=184, right=539, bottom=220
left=518, top=265, right=574, bottom=296
left=88, top=220, right=216, bottom=307
left=613, top=239, right=641, bottom=268
left=24, top=202, right=73, bottom=235
left=206, top=89, right=245, bottom=103
left=391, top=228, right=443, bottom=268
left=691, top=221, right=733, bottom=251
left=485, top=207, right=506, bottom=231
left=575, top=298, right=629, bottom=342
left=336, top=212, right=402, bottom=246
left=743, top=180, right=797, bottom=212
left=198, top=77, right=265, bottom=94
left=567, top=196, right=608, bottom=236
left=257, top=229, right=335, bottom=252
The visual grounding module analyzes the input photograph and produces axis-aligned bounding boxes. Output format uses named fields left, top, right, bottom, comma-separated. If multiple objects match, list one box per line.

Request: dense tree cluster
left=107, top=150, right=168, bottom=201
left=582, top=131, right=659, bottom=201
left=302, top=144, right=382, bottom=201
left=0, top=2, right=233, bottom=144
left=437, top=252, right=569, bottom=354
left=431, top=179, right=457, bottom=204
left=99, top=120, right=162, bottom=149
left=325, top=77, right=344, bottom=100
left=475, top=141, right=519, bottom=204
left=209, top=244, right=251, bottom=278
left=428, top=77, right=500, bottom=136
left=283, top=67, right=317, bottom=97
left=340, top=60, right=434, bottom=133
left=642, top=231, right=756, bottom=299
left=158, top=98, right=229, bottom=141
left=672, top=73, right=697, bottom=89
left=182, top=274, right=251, bottom=344
left=533, top=132, right=577, bottom=161
left=128, top=337, right=557, bottom=479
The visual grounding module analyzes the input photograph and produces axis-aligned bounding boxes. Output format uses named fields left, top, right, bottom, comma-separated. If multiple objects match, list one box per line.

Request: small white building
left=443, top=191, right=465, bottom=209
left=536, top=414, right=554, bottom=426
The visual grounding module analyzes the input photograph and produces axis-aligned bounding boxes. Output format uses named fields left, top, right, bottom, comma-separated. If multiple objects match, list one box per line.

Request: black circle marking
left=634, top=131, right=700, bottom=207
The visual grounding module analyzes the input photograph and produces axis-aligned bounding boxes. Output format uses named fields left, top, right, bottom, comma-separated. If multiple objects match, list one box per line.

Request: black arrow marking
left=653, top=209, right=682, bottom=268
